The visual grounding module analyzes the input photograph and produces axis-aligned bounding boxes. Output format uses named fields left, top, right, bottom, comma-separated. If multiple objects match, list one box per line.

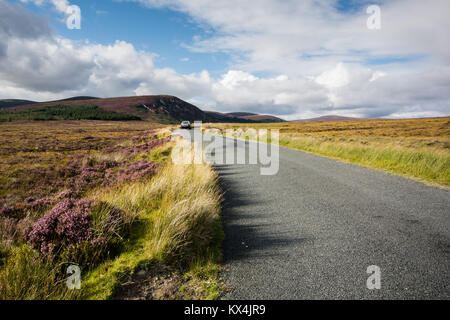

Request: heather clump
left=120, top=137, right=171, bottom=156
left=132, top=130, right=158, bottom=143
left=117, top=160, right=158, bottom=182
left=28, top=199, right=93, bottom=256
left=62, top=158, right=159, bottom=192
left=65, top=160, right=119, bottom=194
left=54, top=189, right=75, bottom=200
left=28, top=198, right=126, bottom=265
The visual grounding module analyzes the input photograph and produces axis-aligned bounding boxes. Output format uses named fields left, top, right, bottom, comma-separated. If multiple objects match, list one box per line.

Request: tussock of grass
left=81, top=141, right=223, bottom=299
left=0, top=245, right=80, bottom=300
left=134, top=142, right=174, bottom=164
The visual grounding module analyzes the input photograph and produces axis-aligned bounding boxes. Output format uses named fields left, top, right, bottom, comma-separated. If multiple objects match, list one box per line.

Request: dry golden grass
left=81, top=139, right=224, bottom=299
left=0, top=245, right=81, bottom=300
left=204, top=117, right=450, bottom=186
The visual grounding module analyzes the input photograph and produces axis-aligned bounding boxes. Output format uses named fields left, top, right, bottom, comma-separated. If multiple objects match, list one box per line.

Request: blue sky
left=1, top=0, right=449, bottom=119
left=18, top=0, right=231, bottom=76
left=335, top=0, right=381, bottom=13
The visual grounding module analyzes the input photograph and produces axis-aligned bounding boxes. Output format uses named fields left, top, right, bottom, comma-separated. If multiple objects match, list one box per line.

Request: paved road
left=177, top=129, right=450, bottom=299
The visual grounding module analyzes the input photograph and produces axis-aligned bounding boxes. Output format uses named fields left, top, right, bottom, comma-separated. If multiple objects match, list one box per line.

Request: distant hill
left=0, top=104, right=140, bottom=122
left=10, top=95, right=212, bottom=124
left=237, top=114, right=285, bottom=122
left=0, top=97, right=99, bottom=109
left=0, top=99, right=37, bottom=109
left=7, top=95, right=286, bottom=124
left=205, top=111, right=285, bottom=123
left=294, top=115, right=359, bottom=122
left=54, top=96, right=100, bottom=102
left=227, top=112, right=257, bottom=117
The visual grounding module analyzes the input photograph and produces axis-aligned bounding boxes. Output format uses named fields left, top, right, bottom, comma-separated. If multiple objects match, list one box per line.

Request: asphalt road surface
left=176, top=128, right=450, bottom=299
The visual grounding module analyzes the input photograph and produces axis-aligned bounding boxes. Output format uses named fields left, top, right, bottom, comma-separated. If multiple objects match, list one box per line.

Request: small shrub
left=28, top=199, right=126, bottom=265
left=117, top=160, right=158, bottom=182
left=28, top=199, right=92, bottom=256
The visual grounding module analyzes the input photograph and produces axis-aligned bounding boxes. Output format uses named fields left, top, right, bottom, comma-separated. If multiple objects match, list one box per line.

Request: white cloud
left=210, top=70, right=328, bottom=116
left=316, top=63, right=349, bottom=89
left=1, top=0, right=450, bottom=119
left=126, top=0, right=450, bottom=118
left=20, top=0, right=72, bottom=14
left=132, top=0, right=450, bottom=68
left=369, top=71, right=387, bottom=82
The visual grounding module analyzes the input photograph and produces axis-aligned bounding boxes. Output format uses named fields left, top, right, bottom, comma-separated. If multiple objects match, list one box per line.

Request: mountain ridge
left=294, top=115, right=359, bottom=122
left=204, top=111, right=285, bottom=123
left=2, top=96, right=286, bottom=123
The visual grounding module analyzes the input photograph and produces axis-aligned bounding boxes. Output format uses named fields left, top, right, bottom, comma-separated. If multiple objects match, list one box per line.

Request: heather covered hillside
left=9, top=96, right=213, bottom=124
left=7, top=95, right=286, bottom=124
left=204, top=111, right=285, bottom=123
left=0, top=99, right=37, bottom=109
left=0, top=105, right=141, bottom=121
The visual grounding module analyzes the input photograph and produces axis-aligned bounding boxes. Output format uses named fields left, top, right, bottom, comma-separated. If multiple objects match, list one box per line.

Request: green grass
left=0, top=105, right=141, bottom=122
left=155, top=113, right=178, bottom=124
left=76, top=139, right=223, bottom=300
left=134, top=143, right=174, bottom=164
left=81, top=150, right=224, bottom=300
left=279, top=135, right=450, bottom=186
left=0, top=245, right=81, bottom=300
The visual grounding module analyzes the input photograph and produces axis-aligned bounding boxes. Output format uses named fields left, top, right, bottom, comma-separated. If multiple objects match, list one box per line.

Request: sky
left=0, top=0, right=449, bottom=119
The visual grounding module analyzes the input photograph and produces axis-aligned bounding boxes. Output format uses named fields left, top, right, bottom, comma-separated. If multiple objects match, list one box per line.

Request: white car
left=180, top=121, right=192, bottom=129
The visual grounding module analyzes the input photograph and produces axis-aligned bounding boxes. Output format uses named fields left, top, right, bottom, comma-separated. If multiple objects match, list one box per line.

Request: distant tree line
left=0, top=105, right=141, bottom=122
